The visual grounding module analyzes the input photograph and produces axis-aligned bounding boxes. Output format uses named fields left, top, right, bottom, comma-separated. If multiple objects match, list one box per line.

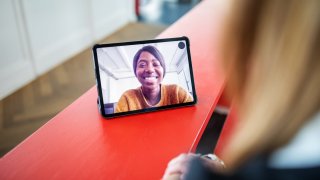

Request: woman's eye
left=153, top=62, right=160, bottom=67
left=138, top=63, right=146, bottom=68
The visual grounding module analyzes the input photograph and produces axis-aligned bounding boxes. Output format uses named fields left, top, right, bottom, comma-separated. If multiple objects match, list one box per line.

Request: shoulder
left=162, top=84, right=193, bottom=103
left=186, top=156, right=320, bottom=180
left=163, top=84, right=189, bottom=95
left=162, top=84, right=181, bottom=91
left=120, top=88, right=141, bottom=98
left=115, top=87, right=142, bottom=113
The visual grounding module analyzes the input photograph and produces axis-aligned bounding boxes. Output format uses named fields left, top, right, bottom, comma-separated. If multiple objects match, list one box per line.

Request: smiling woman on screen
left=115, top=45, right=193, bottom=113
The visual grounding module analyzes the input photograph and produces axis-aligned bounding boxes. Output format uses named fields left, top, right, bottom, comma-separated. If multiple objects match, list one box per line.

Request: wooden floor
left=0, top=22, right=167, bottom=157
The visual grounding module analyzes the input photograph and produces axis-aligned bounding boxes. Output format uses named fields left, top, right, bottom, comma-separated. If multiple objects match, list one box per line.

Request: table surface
left=0, top=1, right=228, bottom=179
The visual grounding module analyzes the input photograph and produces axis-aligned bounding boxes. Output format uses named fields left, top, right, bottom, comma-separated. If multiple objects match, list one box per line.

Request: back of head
left=220, top=0, right=320, bottom=171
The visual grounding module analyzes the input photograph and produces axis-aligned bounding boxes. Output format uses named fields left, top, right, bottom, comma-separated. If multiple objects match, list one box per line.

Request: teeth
left=145, top=77, right=157, bottom=80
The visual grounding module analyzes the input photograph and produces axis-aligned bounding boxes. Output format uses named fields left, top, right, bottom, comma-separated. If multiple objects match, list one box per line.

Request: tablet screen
left=92, top=37, right=197, bottom=118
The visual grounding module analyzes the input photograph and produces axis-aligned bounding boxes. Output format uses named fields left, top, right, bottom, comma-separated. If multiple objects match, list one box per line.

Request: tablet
left=92, top=37, right=197, bottom=118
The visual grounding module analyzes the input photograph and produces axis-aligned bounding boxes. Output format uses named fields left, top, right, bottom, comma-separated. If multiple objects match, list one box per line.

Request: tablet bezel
left=92, top=36, right=197, bottom=118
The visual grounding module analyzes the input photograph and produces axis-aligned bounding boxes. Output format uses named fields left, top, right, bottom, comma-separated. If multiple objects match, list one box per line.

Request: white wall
left=0, top=0, right=36, bottom=100
left=0, top=0, right=136, bottom=100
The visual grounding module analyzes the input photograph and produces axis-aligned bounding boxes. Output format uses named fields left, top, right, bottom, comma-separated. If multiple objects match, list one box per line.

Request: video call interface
left=95, top=40, right=195, bottom=115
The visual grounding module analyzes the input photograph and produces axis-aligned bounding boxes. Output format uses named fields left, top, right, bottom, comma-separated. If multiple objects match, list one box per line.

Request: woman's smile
left=144, top=76, right=158, bottom=80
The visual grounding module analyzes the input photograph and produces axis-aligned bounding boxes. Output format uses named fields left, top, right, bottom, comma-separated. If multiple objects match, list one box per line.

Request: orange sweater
left=115, top=84, right=193, bottom=113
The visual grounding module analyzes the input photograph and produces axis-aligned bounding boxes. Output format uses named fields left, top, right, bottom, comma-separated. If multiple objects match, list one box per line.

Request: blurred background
left=0, top=0, right=200, bottom=157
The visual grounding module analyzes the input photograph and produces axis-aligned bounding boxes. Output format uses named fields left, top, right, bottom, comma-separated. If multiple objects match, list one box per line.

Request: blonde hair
left=220, top=0, right=320, bottom=171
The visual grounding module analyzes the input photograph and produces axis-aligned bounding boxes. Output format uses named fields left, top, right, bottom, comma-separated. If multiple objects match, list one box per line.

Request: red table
left=0, top=1, right=228, bottom=179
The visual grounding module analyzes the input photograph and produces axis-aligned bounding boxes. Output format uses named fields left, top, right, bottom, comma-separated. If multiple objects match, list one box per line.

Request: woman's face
left=136, top=51, right=164, bottom=91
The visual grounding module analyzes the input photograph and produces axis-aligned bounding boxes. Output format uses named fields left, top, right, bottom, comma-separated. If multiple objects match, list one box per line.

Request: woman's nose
left=145, top=64, right=155, bottom=73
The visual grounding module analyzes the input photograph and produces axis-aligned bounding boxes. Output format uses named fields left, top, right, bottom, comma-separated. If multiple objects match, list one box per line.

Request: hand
left=163, top=153, right=200, bottom=180
left=162, top=153, right=226, bottom=180
left=201, top=154, right=226, bottom=172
